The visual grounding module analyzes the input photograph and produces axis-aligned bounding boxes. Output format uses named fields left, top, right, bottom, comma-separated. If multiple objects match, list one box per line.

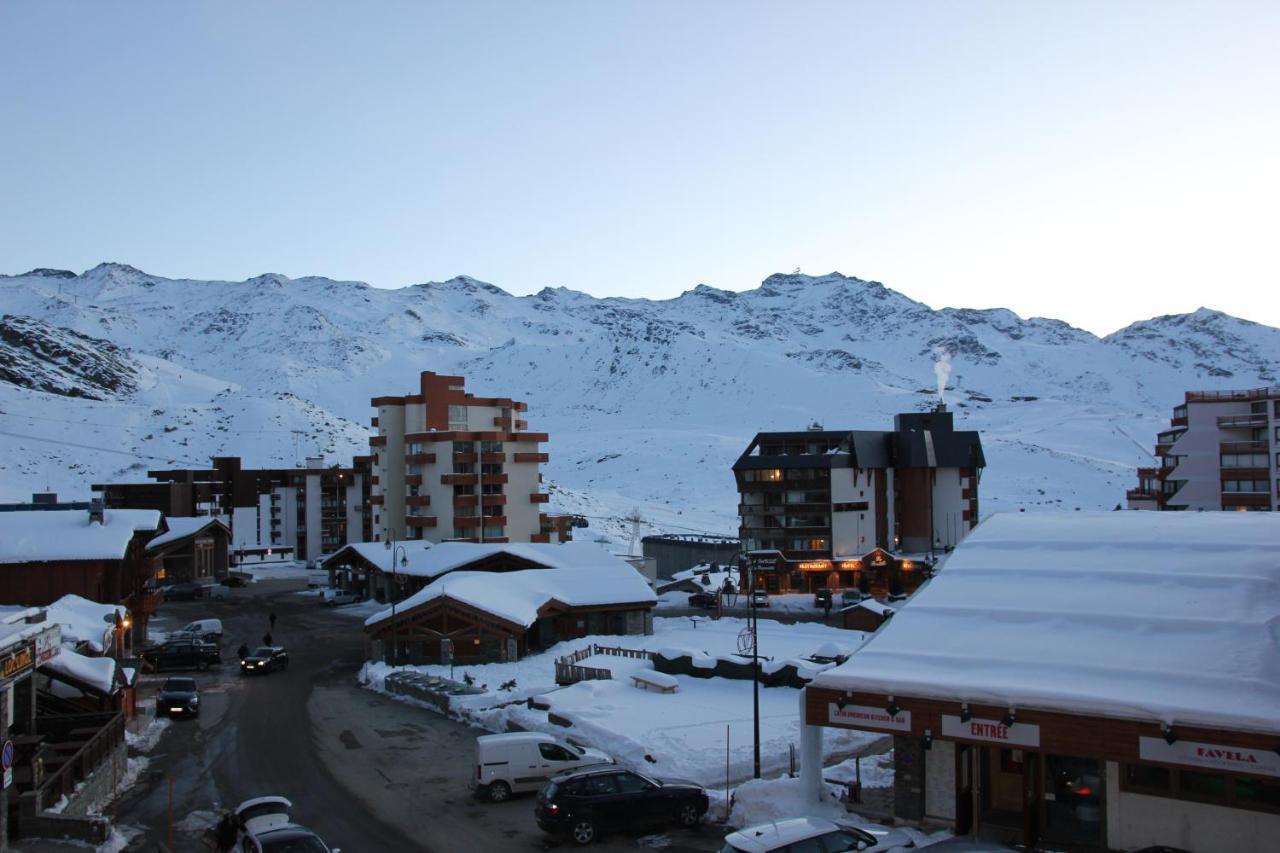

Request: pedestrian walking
left=268, top=611, right=277, bottom=630
left=237, top=642, right=249, bottom=660
left=263, top=631, right=273, bottom=646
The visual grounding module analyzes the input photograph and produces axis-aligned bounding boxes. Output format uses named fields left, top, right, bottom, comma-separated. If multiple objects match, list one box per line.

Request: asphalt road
left=117, top=579, right=723, bottom=852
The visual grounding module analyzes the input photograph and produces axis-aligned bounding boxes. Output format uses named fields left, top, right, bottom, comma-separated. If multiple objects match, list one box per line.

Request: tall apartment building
left=93, top=454, right=372, bottom=562
left=1127, top=386, right=1279, bottom=511
left=734, top=404, right=984, bottom=571
left=369, top=371, right=559, bottom=543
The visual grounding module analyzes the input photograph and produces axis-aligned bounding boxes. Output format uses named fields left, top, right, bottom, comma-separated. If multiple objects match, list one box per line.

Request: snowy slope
left=1, top=263, right=1276, bottom=546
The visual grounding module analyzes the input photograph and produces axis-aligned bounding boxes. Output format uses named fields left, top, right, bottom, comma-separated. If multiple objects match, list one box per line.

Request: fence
left=554, top=644, right=654, bottom=685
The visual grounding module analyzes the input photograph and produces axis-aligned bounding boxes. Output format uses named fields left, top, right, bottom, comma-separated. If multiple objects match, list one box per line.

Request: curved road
left=118, top=578, right=718, bottom=852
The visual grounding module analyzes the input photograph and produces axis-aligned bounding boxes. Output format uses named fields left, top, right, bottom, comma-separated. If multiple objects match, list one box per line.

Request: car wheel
left=487, top=780, right=511, bottom=803
left=569, top=817, right=596, bottom=845
left=677, top=802, right=701, bottom=827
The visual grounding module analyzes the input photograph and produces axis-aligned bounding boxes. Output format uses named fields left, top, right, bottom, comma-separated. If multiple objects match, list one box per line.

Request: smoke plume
left=934, top=349, right=952, bottom=403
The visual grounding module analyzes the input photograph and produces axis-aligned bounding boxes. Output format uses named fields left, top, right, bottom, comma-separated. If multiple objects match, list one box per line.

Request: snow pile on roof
left=0, top=614, right=56, bottom=655
left=811, top=511, right=1280, bottom=734
left=338, top=539, right=620, bottom=580
left=0, top=509, right=161, bottom=563
left=853, top=599, right=894, bottom=616
left=365, top=556, right=655, bottom=629
left=146, top=516, right=228, bottom=551
left=46, top=594, right=122, bottom=653
left=41, top=647, right=118, bottom=695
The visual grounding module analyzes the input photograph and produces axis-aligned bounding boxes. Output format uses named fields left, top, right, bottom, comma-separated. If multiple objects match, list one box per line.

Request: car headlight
left=189, top=696, right=199, bottom=706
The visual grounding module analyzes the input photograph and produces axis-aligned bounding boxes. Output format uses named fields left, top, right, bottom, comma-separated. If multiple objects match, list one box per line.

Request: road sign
left=1, top=739, right=13, bottom=770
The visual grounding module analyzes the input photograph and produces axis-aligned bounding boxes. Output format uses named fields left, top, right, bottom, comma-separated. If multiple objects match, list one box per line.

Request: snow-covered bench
left=630, top=670, right=678, bottom=694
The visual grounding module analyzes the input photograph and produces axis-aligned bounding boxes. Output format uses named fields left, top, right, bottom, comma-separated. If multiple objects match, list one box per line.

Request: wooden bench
left=630, top=671, right=678, bottom=694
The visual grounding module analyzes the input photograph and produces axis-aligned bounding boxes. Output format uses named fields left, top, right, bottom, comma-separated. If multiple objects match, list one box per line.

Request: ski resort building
left=93, top=454, right=373, bottom=564
left=799, top=511, right=1280, bottom=852
left=369, top=371, right=560, bottom=545
left=1126, top=386, right=1279, bottom=512
left=733, top=405, right=983, bottom=594
left=359, top=541, right=655, bottom=664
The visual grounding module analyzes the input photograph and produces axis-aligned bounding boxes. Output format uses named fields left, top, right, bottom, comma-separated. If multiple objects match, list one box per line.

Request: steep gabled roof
left=0, top=509, right=162, bottom=563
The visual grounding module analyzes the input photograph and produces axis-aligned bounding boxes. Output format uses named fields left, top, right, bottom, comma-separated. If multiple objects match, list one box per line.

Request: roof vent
left=807, top=420, right=824, bottom=431
left=89, top=497, right=105, bottom=525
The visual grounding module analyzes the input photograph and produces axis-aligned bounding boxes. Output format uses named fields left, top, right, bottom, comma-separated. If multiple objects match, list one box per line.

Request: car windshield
left=163, top=678, right=196, bottom=691
left=254, top=647, right=274, bottom=656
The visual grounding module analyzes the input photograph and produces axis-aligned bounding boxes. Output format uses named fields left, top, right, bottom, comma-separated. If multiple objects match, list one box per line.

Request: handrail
left=35, top=711, right=124, bottom=806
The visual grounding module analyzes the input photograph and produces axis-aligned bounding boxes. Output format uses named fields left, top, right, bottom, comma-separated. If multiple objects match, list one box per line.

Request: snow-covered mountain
left=2, top=263, right=1276, bottom=547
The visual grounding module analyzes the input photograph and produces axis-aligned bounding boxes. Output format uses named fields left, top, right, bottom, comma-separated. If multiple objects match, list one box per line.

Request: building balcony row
left=453, top=515, right=507, bottom=529
left=1217, top=413, right=1268, bottom=429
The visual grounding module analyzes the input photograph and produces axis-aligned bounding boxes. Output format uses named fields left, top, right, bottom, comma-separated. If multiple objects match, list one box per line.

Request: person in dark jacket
left=262, top=632, right=273, bottom=646
left=237, top=643, right=249, bottom=660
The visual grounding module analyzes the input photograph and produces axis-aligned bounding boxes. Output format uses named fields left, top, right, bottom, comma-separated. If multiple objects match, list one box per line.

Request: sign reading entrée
left=941, top=715, right=1041, bottom=748
left=828, top=703, right=912, bottom=732
left=1139, top=737, right=1280, bottom=778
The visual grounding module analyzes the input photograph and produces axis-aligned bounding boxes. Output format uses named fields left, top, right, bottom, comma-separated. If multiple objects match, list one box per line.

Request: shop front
left=740, top=549, right=931, bottom=597
left=804, top=687, right=1280, bottom=851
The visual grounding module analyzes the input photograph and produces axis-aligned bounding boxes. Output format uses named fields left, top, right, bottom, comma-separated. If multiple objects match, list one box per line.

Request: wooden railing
left=554, top=644, right=654, bottom=685
left=35, top=711, right=124, bottom=807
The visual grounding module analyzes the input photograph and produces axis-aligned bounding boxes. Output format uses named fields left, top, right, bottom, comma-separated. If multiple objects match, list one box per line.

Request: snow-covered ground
left=363, top=615, right=876, bottom=787
left=238, top=560, right=312, bottom=581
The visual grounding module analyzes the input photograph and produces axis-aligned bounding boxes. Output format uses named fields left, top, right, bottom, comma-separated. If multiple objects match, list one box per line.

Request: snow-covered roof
left=146, top=516, right=229, bottom=551
left=333, top=539, right=621, bottom=581
left=811, top=511, right=1280, bottom=735
left=0, top=508, right=162, bottom=563
left=365, top=556, right=656, bottom=629
left=45, top=594, right=123, bottom=653
left=0, top=612, right=58, bottom=656
left=41, top=646, right=118, bottom=695
left=843, top=599, right=894, bottom=616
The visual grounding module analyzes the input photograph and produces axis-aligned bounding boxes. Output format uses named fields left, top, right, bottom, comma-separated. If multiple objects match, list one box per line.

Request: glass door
left=1043, top=755, right=1104, bottom=847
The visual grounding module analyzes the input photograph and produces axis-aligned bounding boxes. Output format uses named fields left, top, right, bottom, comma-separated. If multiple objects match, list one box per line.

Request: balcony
left=369, top=436, right=387, bottom=447
left=1221, top=441, right=1269, bottom=453
left=1217, top=413, right=1267, bottom=429
left=405, top=474, right=422, bottom=486
left=454, top=516, right=482, bottom=529
left=406, top=495, right=431, bottom=507
left=481, top=473, right=509, bottom=485
left=406, top=516, right=438, bottom=528
left=530, top=493, right=550, bottom=504
left=1136, top=467, right=1158, bottom=478
left=406, top=452, right=437, bottom=464
left=1222, top=493, right=1271, bottom=508
left=1126, top=488, right=1158, bottom=501
left=368, top=495, right=384, bottom=506
left=480, top=452, right=506, bottom=463
left=453, top=495, right=478, bottom=508
left=453, top=453, right=478, bottom=464
left=482, top=494, right=507, bottom=506
left=442, top=473, right=478, bottom=486
left=514, top=452, right=549, bottom=464
left=493, top=416, right=512, bottom=428
left=1188, top=387, right=1278, bottom=403
left=1170, top=415, right=1188, bottom=427
left=530, top=533, right=551, bottom=543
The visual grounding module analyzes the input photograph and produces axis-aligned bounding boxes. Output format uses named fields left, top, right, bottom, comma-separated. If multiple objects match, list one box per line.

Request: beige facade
left=1128, top=386, right=1279, bottom=511
left=370, top=371, right=557, bottom=544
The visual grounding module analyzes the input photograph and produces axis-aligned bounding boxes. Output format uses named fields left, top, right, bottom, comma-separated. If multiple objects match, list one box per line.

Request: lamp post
left=741, top=552, right=761, bottom=779
left=384, top=536, right=407, bottom=668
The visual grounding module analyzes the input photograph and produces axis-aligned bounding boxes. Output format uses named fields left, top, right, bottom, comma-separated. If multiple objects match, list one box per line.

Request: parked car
left=814, top=587, right=833, bottom=608
left=220, top=572, right=250, bottom=587
left=535, top=766, right=707, bottom=845
left=240, top=645, right=289, bottom=675
left=156, top=676, right=200, bottom=719
left=320, top=589, right=360, bottom=607
left=687, top=592, right=717, bottom=610
left=139, top=639, right=221, bottom=672
left=162, top=582, right=205, bottom=601
left=171, top=619, right=223, bottom=643
left=235, top=796, right=341, bottom=853
left=721, top=816, right=914, bottom=852
left=841, top=589, right=867, bottom=606
left=750, top=590, right=769, bottom=608
left=471, top=732, right=612, bottom=803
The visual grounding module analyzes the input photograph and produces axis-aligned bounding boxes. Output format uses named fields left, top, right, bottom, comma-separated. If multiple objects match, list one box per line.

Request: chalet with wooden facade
left=361, top=542, right=655, bottom=664
left=0, top=504, right=163, bottom=641
left=145, top=516, right=231, bottom=586
left=798, top=511, right=1280, bottom=852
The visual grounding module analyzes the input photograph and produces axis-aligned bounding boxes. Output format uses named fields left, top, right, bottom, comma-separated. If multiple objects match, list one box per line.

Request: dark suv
left=535, top=766, right=707, bottom=845
left=139, top=640, right=221, bottom=672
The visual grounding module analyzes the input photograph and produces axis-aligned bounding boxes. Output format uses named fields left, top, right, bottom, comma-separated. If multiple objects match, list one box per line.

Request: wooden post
left=724, top=724, right=731, bottom=823
left=168, top=772, right=174, bottom=850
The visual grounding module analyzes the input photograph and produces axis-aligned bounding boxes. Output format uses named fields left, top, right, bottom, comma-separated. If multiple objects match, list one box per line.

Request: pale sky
left=2, top=1, right=1277, bottom=336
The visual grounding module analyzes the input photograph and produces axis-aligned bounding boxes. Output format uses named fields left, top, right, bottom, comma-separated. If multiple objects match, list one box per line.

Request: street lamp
left=384, top=536, right=408, bottom=668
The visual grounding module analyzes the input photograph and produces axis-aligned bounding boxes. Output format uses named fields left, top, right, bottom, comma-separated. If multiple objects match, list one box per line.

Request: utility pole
left=751, top=559, right=761, bottom=779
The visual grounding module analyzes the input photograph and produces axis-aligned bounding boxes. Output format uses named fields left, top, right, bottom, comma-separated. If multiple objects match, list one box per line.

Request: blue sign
left=1, top=739, right=14, bottom=770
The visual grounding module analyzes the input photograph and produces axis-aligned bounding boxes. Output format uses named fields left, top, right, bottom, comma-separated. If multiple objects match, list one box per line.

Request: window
left=481, top=484, right=503, bottom=495
left=454, top=485, right=475, bottom=496
left=833, top=501, right=869, bottom=512
left=483, top=525, right=503, bottom=539
left=538, top=743, right=576, bottom=762
left=447, top=405, right=468, bottom=428
left=1220, top=453, right=1268, bottom=468
left=1120, top=764, right=1280, bottom=814
left=613, top=772, right=650, bottom=794
left=480, top=440, right=503, bottom=453
left=583, top=774, right=617, bottom=796
left=1223, top=480, right=1268, bottom=493
left=481, top=463, right=504, bottom=475
left=452, top=527, right=471, bottom=539
left=452, top=441, right=474, bottom=453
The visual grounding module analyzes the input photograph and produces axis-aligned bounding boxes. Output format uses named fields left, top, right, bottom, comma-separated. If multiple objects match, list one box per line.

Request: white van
left=470, top=732, right=612, bottom=802
left=173, top=619, right=223, bottom=643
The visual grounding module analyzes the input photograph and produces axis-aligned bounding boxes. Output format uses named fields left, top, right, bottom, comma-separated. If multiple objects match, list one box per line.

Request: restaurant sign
left=828, top=703, right=912, bottom=732
left=34, top=625, right=61, bottom=664
left=1139, top=737, right=1280, bottom=778
left=942, top=715, right=1041, bottom=748
left=1, top=644, right=35, bottom=680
